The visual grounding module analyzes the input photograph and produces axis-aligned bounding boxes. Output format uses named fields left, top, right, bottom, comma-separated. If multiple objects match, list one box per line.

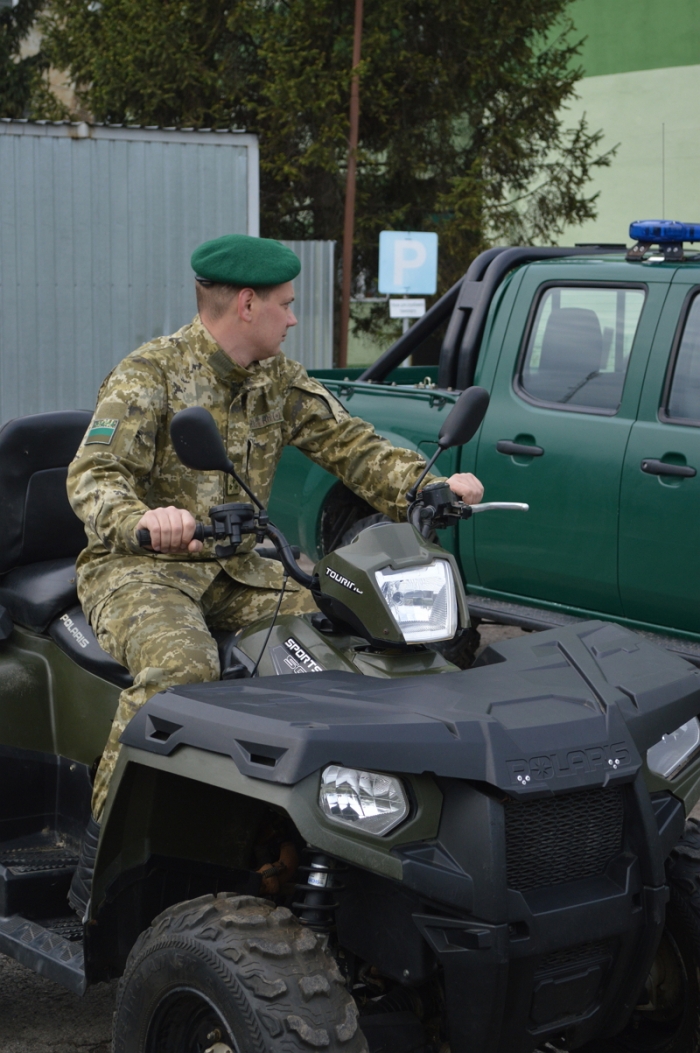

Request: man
left=66, top=234, right=484, bottom=914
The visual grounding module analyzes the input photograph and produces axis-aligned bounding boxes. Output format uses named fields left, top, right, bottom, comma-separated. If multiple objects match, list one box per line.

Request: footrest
left=0, top=843, right=80, bottom=918
left=0, top=914, right=85, bottom=993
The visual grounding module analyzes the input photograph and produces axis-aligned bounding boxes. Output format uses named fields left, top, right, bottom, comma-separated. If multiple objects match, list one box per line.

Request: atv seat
left=0, top=410, right=136, bottom=687
left=0, top=410, right=252, bottom=688
left=0, top=559, right=79, bottom=634
left=0, top=410, right=93, bottom=632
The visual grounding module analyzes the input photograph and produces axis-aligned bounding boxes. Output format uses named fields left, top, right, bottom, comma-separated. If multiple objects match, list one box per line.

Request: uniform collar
left=190, top=315, right=273, bottom=390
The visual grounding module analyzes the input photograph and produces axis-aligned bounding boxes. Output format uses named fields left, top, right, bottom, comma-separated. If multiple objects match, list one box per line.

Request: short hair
left=195, top=279, right=271, bottom=321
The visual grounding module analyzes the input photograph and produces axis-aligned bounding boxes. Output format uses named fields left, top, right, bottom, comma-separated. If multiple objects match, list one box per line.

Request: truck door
left=470, top=265, right=666, bottom=613
left=619, top=277, right=700, bottom=634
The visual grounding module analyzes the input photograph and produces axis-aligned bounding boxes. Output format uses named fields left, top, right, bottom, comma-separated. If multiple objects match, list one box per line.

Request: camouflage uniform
left=67, top=315, right=439, bottom=819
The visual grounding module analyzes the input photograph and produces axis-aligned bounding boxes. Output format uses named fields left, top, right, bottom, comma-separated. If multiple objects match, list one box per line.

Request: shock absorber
left=293, top=852, right=346, bottom=932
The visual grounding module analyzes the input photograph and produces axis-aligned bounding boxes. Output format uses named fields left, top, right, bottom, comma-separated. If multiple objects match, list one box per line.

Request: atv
left=0, top=390, right=700, bottom=1053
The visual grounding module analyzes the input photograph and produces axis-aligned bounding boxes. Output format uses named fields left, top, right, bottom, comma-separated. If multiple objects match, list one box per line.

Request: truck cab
left=269, top=237, right=700, bottom=660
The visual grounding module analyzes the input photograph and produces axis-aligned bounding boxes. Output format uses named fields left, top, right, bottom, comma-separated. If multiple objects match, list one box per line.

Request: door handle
left=640, top=459, right=697, bottom=478
left=497, top=440, right=544, bottom=457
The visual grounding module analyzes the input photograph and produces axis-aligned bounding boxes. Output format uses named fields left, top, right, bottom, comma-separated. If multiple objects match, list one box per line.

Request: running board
left=0, top=914, right=85, bottom=994
left=468, top=596, right=700, bottom=667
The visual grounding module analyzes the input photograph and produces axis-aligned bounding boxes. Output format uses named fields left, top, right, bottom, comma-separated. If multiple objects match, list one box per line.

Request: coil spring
left=292, top=853, right=347, bottom=932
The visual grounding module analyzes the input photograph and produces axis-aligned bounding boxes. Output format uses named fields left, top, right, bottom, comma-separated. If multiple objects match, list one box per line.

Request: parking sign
left=378, top=231, right=438, bottom=295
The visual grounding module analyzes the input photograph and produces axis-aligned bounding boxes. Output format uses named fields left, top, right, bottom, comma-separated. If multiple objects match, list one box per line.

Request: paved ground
left=0, top=620, right=695, bottom=1050
left=0, top=957, right=116, bottom=1052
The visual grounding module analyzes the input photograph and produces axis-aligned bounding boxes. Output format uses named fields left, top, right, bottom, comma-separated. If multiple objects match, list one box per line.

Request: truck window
left=665, top=292, right=700, bottom=425
left=517, top=285, right=645, bottom=413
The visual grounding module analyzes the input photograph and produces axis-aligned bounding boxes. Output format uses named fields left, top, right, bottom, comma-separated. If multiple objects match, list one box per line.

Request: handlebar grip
left=136, top=523, right=207, bottom=548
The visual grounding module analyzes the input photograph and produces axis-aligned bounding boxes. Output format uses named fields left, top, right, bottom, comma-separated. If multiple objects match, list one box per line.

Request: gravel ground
left=0, top=620, right=696, bottom=1050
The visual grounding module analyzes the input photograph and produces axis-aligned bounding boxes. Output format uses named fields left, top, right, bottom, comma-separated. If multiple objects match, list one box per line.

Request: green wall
left=570, top=0, right=700, bottom=77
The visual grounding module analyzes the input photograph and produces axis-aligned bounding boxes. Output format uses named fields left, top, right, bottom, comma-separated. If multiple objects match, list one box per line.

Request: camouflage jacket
left=67, top=315, right=439, bottom=622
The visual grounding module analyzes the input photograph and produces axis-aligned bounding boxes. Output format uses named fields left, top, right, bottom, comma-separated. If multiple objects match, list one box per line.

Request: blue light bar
left=629, top=220, right=700, bottom=243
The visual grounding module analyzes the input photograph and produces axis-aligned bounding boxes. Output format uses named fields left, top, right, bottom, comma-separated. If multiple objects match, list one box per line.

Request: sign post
left=378, top=231, right=438, bottom=333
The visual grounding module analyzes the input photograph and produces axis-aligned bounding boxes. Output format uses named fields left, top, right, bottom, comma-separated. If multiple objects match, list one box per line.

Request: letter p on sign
left=379, top=231, right=438, bottom=295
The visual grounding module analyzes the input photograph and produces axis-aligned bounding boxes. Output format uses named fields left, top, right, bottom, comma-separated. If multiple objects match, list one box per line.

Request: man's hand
left=136, top=506, right=203, bottom=554
left=446, top=472, right=484, bottom=505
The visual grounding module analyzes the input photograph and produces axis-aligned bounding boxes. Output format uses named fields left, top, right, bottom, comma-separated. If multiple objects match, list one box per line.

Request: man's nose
left=288, top=310, right=298, bottom=327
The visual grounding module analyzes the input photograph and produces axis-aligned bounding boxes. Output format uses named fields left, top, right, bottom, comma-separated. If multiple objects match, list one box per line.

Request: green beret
left=191, top=234, right=301, bottom=287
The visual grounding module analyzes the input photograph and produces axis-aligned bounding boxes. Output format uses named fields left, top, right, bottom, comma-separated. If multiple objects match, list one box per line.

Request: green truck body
left=269, top=250, right=700, bottom=652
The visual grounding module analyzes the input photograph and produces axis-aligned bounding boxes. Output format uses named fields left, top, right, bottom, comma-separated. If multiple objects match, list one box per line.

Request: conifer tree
left=33, top=0, right=612, bottom=316
left=0, top=0, right=47, bottom=117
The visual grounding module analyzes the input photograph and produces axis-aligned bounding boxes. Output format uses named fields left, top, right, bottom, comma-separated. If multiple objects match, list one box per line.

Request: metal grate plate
left=504, top=787, right=624, bottom=891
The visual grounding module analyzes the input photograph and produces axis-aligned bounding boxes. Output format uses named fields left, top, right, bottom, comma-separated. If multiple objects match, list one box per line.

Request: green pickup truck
left=269, top=242, right=700, bottom=663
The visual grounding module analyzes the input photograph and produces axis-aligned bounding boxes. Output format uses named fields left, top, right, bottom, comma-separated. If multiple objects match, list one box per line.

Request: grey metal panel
left=280, top=240, right=335, bottom=371
left=0, top=122, right=255, bottom=422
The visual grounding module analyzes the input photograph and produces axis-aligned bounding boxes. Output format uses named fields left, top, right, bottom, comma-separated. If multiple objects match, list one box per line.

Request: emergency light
left=629, top=221, right=700, bottom=243
left=627, top=220, right=700, bottom=261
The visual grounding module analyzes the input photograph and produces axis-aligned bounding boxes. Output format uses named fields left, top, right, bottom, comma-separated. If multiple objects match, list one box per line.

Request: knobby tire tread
left=113, top=893, right=368, bottom=1053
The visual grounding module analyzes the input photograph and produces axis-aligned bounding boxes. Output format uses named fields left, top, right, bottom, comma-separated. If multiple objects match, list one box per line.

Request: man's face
left=247, top=281, right=297, bottom=362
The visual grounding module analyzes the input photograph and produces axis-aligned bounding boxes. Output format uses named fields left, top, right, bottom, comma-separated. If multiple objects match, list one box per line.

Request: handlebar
left=136, top=520, right=314, bottom=589
left=468, top=502, right=529, bottom=514
left=409, top=484, right=530, bottom=538
left=136, top=523, right=213, bottom=548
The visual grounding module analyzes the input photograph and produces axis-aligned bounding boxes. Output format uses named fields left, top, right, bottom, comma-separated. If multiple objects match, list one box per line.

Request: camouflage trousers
left=90, top=571, right=316, bottom=821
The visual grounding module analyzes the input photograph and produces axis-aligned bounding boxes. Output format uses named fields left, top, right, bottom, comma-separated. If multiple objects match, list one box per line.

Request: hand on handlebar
left=446, top=472, right=484, bottom=505
left=135, top=506, right=203, bottom=554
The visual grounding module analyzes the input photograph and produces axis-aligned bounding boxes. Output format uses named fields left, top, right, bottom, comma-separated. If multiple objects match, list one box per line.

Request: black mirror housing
left=170, top=407, right=233, bottom=473
left=438, top=386, right=490, bottom=450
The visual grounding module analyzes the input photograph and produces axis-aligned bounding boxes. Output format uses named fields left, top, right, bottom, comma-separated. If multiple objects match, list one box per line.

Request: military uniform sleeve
left=66, top=357, right=167, bottom=553
left=282, top=365, right=441, bottom=521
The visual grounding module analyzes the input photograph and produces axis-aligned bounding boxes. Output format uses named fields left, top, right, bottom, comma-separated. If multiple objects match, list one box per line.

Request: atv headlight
left=647, top=718, right=700, bottom=779
left=375, top=559, right=457, bottom=643
left=319, top=765, right=409, bottom=836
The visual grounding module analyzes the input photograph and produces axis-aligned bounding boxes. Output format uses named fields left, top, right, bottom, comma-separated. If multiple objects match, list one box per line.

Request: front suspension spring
left=292, top=853, right=346, bottom=932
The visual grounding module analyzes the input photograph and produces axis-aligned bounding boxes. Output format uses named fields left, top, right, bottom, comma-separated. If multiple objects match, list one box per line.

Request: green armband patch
left=85, top=418, right=120, bottom=445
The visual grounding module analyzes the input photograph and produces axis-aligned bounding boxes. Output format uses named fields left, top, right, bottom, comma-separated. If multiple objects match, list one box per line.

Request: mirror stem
left=224, top=459, right=266, bottom=511
left=406, top=442, right=445, bottom=504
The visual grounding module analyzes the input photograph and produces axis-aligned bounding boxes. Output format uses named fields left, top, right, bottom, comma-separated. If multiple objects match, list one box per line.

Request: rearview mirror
left=170, top=407, right=233, bottom=473
left=438, top=386, right=490, bottom=450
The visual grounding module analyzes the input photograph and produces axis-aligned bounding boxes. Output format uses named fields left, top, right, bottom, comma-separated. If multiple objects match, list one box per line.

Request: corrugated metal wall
left=0, top=121, right=334, bottom=424
left=279, top=239, right=335, bottom=371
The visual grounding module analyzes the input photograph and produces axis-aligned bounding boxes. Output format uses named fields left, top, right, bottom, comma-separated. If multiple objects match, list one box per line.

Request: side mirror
left=438, top=386, right=490, bottom=450
left=405, top=385, right=490, bottom=504
left=170, top=407, right=233, bottom=473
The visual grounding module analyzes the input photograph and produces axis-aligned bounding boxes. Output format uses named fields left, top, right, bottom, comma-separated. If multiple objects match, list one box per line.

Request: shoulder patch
left=85, top=418, right=120, bottom=445
left=250, top=409, right=284, bottom=431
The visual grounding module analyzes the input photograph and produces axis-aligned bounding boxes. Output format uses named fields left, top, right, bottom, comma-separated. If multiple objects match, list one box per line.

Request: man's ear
left=237, top=287, right=256, bottom=321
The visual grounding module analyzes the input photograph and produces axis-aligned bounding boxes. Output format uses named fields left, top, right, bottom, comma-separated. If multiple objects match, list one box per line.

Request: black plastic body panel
left=49, top=604, right=132, bottom=688
left=121, top=622, right=700, bottom=799
left=380, top=775, right=671, bottom=1053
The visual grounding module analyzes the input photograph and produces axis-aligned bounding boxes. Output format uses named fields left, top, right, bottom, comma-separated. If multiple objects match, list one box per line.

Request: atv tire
left=584, top=817, right=700, bottom=1053
left=113, top=893, right=367, bottom=1053
left=339, top=513, right=392, bottom=548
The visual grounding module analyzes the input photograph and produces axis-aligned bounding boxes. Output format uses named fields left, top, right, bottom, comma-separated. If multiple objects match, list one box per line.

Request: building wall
left=557, top=0, right=700, bottom=246
left=0, top=122, right=333, bottom=423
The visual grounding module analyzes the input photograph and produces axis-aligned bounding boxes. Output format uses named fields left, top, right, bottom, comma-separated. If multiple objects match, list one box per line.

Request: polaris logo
left=506, top=742, right=631, bottom=785
left=59, top=613, right=90, bottom=650
left=325, top=567, right=363, bottom=594
left=284, top=638, right=323, bottom=673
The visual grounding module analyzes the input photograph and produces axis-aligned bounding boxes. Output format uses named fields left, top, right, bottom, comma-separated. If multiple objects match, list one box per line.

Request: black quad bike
left=1, top=389, right=700, bottom=1053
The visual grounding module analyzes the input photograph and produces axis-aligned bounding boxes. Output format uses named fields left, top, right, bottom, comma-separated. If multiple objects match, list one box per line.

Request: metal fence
left=279, top=239, right=335, bottom=371
left=0, top=120, right=334, bottom=423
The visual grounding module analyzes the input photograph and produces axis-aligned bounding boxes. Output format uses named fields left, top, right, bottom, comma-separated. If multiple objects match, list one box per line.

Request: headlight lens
left=319, top=765, right=409, bottom=836
left=375, top=559, right=457, bottom=643
left=647, top=718, right=700, bottom=779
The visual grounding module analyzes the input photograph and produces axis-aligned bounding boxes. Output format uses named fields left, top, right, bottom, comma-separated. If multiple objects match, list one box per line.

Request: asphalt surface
left=0, top=621, right=695, bottom=1050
